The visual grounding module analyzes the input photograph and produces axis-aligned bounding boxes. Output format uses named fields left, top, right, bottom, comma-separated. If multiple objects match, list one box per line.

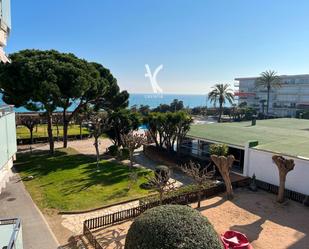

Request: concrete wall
left=0, top=111, right=16, bottom=193
left=244, top=148, right=309, bottom=195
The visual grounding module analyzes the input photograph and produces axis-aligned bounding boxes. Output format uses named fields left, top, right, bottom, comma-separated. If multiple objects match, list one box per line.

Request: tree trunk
left=47, top=112, right=54, bottom=154
left=159, top=191, right=163, bottom=205
left=79, top=122, right=82, bottom=140
left=129, top=151, right=134, bottom=169
left=266, top=86, right=270, bottom=115
left=197, top=190, right=201, bottom=208
left=30, top=128, right=33, bottom=153
left=63, top=109, right=69, bottom=148
left=218, top=102, right=223, bottom=122
left=272, top=155, right=295, bottom=203
left=211, top=155, right=235, bottom=199
left=56, top=123, right=59, bottom=142
left=94, top=136, right=100, bottom=170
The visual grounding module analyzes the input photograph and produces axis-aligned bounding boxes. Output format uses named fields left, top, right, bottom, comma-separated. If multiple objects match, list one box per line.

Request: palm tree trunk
left=266, top=86, right=270, bottom=115
left=218, top=102, right=223, bottom=122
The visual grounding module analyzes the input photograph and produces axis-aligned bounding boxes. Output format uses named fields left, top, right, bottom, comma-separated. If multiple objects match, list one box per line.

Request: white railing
left=0, top=105, right=14, bottom=117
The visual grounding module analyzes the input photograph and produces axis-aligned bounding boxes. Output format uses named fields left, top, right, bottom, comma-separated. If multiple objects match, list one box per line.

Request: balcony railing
left=0, top=105, right=14, bottom=117
left=0, top=218, right=23, bottom=249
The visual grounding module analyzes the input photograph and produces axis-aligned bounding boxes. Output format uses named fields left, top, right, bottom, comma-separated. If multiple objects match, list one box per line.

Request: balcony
left=0, top=218, right=23, bottom=249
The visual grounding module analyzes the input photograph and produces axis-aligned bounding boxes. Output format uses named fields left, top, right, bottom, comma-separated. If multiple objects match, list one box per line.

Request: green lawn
left=16, top=124, right=90, bottom=139
left=188, top=118, right=309, bottom=158
left=16, top=148, right=153, bottom=212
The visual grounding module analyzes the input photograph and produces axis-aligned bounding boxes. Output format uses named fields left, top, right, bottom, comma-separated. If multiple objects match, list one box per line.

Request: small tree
left=272, top=155, right=295, bottom=203
left=210, top=144, right=235, bottom=200
left=183, top=161, right=215, bottom=208
left=146, top=167, right=176, bottom=205
left=88, top=111, right=110, bottom=171
left=53, top=113, right=62, bottom=141
left=121, top=132, right=146, bottom=169
left=19, top=115, right=40, bottom=152
left=127, top=171, right=138, bottom=191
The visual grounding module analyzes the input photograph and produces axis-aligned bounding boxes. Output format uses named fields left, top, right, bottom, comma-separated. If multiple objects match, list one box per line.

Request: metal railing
left=0, top=218, right=22, bottom=249
left=0, top=105, right=14, bottom=117
left=83, top=184, right=228, bottom=249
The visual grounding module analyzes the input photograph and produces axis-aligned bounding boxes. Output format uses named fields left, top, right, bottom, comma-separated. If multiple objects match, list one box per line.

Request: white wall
left=244, top=148, right=309, bottom=196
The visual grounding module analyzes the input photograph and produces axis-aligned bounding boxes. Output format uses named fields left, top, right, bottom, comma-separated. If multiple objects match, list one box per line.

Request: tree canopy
left=0, top=49, right=128, bottom=153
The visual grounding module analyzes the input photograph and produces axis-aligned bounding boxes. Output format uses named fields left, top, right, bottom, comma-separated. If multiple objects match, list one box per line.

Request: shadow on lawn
left=15, top=149, right=91, bottom=177
left=61, top=164, right=150, bottom=196
left=15, top=149, right=151, bottom=197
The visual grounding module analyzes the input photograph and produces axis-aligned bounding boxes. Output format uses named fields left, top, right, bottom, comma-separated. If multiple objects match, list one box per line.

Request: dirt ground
left=94, top=188, right=309, bottom=249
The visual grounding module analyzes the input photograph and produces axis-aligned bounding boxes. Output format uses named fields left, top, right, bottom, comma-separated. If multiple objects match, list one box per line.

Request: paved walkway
left=0, top=172, right=60, bottom=249
left=62, top=200, right=139, bottom=235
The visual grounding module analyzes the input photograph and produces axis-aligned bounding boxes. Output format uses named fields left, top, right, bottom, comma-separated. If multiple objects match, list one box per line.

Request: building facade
left=0, top=0, right=10, bottom=62
left=0, top=105, right=17, bottom=194
left=235, top=74, right=309, bottom=117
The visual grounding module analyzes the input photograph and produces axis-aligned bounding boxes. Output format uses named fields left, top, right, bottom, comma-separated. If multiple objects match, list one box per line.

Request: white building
left=235, top=74, right=309, bottom=117
left=0, top=105, right=16, bottom=193
left=0, top=0, right=10, bottom=62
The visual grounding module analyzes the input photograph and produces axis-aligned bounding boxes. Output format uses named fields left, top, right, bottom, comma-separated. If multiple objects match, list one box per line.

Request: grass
left=188, top=118, right=309, bottom=158
left=15, top=148, right=153, bottom=212
left=16, top=124, right=90, bottom=139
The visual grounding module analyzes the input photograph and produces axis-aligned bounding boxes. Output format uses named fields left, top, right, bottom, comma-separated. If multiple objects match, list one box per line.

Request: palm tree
left=259, top=99, right=266, bottom=115
left=208, top=84, right=234, bottom=122
left=256, top=70, right=281, bottom=115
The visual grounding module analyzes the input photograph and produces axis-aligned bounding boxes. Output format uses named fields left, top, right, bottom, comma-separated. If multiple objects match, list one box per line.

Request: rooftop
left=235, top=73, right=309, bottom=81
left=188, top=118, right=309, bottom=158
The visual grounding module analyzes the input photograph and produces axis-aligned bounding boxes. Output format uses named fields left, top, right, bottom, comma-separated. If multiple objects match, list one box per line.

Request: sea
left=0, top=93, right=226, bottom=112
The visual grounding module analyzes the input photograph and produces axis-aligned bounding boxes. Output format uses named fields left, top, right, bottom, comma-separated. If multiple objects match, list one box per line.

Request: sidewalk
left=0, top=171, right=59, bottom=249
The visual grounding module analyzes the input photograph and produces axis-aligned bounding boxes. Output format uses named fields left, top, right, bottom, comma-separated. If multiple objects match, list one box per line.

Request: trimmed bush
left=154, top=165, right=170, bottom=183
left=108, top=145, right=119, bottom=156
left=209, top=143, right=228, bottom=156
left=125, top=205, right=223, bottom=249
left=119, top=147, right=130, bottom=160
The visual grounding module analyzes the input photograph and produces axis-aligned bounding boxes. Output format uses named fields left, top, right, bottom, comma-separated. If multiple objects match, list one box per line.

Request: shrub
left=119, top=147, right=130, bottom=160
left=108, top=145, right=119, bottom=156
left=209, top=143, right=228, bottom=156
left=125, top=205, right=223, bottom=249
left=154, top=165, right=170, bottom=183
left=139, top=182, right=153, bottom=190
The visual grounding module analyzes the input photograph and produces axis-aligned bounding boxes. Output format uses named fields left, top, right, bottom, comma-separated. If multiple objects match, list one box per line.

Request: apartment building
left=0, top=105, right=16, bottom=193
left=0, top=0, right=10, bottom=62
left=235, top=74, right=309, bottom=117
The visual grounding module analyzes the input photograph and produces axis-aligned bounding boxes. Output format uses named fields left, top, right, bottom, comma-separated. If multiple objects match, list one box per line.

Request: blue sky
left=7, top=0, right=309, bottom=94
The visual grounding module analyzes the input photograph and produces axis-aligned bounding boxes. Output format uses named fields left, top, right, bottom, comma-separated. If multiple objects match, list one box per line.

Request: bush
left=209, top=143, right=228, bottom=156
left=140, top=182, right=153, bottom=190
left=108, top=145, right=119, bottom=156
left=125, top=205, right=223, bottom=249
left=119, top=147, right=130, bottom=160
left=154, top=165, right=170, bottom=183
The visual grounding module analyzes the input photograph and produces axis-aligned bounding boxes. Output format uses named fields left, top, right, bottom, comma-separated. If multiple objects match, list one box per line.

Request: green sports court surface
left=188, top=118, right=309, bottom=158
